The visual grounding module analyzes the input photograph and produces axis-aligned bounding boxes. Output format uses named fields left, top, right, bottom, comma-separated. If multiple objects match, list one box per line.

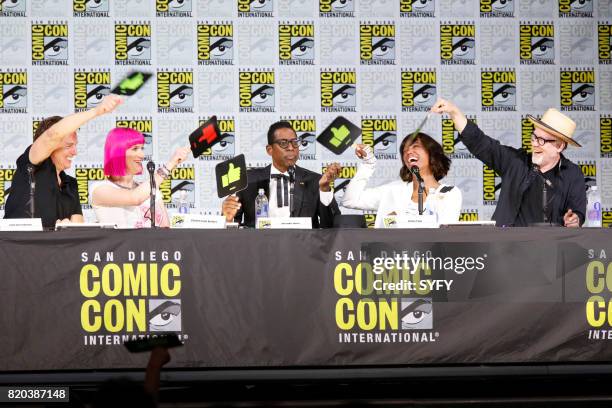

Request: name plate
left=171, top=214, right=226, bottom=229
left=0, top=218, right=43, bottom=231
left=382, top=215, right=438, bottom=229
left=256, top=217, right=312, bottom=229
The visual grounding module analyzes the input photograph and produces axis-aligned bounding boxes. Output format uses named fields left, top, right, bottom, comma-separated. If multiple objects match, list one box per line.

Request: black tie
left=271, top=174, right=289, bottom=207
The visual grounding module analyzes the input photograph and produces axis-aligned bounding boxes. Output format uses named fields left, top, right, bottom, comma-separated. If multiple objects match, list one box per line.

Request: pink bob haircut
left=103, top=127, right=145, bottom=177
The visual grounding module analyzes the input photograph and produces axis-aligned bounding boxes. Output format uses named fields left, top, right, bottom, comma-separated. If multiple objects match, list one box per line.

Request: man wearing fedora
left=432, top=98, right=586, bottom=227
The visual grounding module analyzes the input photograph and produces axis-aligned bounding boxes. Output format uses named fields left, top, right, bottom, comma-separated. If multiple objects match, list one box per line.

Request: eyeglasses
left=531, top=133, right=558, bottom=147
left=272, top=138, right=301, bottom=150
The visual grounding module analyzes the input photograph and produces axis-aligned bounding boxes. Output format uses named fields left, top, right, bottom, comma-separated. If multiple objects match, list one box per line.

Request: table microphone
left=147, top=161, right=156, bottom=228
left=288, top=166, right=295, bottom=216
left=411, top=166, right=425, bottom=215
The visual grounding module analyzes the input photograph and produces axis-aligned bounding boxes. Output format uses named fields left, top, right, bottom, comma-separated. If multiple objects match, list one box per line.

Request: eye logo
left=116, top=118, right=154, bottom=161
left=480, top=0, right=514, bottom=17
left=440, top=23, right=476, bottom=65
left=400, top=0, right=435, bottom=17
left=0, top=70, right=27, bottom=114
left=115, top=23, right=152, bottom=65
left=519, top=23, right=555, bottom=65
left=598, top=24, right=612, bottom=65
left=73, top=70, right=111, bottom=112
left=441, top=115, right=476, bottom=159
left=197, top=23, right=234, bottom=66
left=239, top=70, right=275, bottom=113
left=156, top=0, right=192, bottom=16
left=149, top=300, right=182, bottom=332
left=319, top=0, right=354, bottom=17
left=400, top=298, right=432, bottom=330
left=157, top=70, right=194, bottom=113
left=278, top=23, right=315, bottom=66
left=481, top=69, right=516, bottom=112
left=559, top=0, right=593, bottom=17
left=320, top=70, right=357, bottom=112
left=238, top=0, right=274, bottom=17
left=284, top=117, right=317, bottom=159
left=0, top=0, right=26, bottom=16
left=401, top=69, right=436, bottom=112
left=360, top=24, right=395, bottom=65
left=361, top=117, right=397, bottom=160
left=199, top=118, right=236, bottom=160
left=560, top=69, right=595, bottom=112
left=160, top=165, right=195, bottom=207
left=73, top=0, right=110, bottom=17
left=31, top=23, right=69, bottom=66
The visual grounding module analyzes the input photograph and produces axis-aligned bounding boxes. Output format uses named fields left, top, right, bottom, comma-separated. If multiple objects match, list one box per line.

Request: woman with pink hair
left=91, top=127, right=190, bottom=228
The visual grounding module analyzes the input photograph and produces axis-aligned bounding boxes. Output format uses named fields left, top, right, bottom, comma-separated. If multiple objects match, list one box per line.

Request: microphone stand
left=27, top=164, right=35, bottom=218
left=533, top=164, right=554, bottom=225
left=411, top=166, right=425, bottom=215
left=288, top=166, right=295, bottom=217
left=147, top=161, right=156, bottom=228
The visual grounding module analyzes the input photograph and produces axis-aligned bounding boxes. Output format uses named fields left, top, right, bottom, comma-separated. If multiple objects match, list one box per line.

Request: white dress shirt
left=268, top=165, right=334, bottom=218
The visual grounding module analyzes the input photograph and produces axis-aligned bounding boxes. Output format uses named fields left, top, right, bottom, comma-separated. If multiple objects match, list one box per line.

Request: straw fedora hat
left=527, top=108, right=581, bottom=147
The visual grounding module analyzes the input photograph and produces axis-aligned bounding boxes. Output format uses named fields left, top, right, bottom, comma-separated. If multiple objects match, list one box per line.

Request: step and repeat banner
left=1, top=0, right=612, bottom=224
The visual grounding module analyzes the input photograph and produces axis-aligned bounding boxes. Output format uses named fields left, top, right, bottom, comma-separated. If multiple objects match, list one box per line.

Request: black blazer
left=234, top=165, right=340, bottom=228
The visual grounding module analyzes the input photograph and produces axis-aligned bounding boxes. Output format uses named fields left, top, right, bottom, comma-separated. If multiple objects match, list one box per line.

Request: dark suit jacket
left=234, top=165, right=340, bottom=228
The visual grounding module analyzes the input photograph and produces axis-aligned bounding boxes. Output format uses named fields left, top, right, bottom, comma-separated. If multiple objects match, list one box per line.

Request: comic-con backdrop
left=0, top=0, right=611, bottom=225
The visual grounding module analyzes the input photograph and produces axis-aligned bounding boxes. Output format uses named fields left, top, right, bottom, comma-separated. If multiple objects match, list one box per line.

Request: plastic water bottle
left=178, top=190, right=189, bottom=214
left=586, top=186, right=602, bottom=227
left=255, top=188, right=269, bottom=219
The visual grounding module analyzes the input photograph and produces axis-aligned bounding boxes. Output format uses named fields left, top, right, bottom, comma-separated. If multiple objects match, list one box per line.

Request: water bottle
left=255, top=188, right=269, bottom=219
left=586, top=186, right=602, bottom=227
left=178, top=190, right=189, bottom=214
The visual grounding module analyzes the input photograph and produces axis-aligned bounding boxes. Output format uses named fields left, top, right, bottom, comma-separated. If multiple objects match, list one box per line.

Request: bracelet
left=156, top=167, right=169, bottom=180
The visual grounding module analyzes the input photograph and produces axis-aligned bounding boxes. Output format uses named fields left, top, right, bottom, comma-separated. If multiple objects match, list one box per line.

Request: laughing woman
left=91, top=127, right=190, bottom=228
left=342, top=132, right=462, bottom=228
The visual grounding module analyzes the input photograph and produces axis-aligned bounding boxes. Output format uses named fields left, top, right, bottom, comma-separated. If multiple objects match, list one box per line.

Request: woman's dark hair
left=399, top=132, right=451, bottom=182
left=33, top=116, right=63, bottom=142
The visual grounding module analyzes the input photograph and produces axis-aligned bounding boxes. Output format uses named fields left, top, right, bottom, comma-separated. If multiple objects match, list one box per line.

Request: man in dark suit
left=222, top=121, right=341, bottom=228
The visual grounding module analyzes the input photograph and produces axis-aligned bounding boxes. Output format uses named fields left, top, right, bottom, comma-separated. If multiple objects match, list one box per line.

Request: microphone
left=26, top=163, right=35, bottom=218
left=411, top=166, right=425, bottom=215
left=410, top=165, right=424, bottom=183
left=532, top=164, right=553, bottom=224
left=532, top=164, right=553, bottom=189
left=287, top=166, right=295, bottom=184
left=147, top=161, right=156, bottom=228
left=288, top=166, right=295, bottom=216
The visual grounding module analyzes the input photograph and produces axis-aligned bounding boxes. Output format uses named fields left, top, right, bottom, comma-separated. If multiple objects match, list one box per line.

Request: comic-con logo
left=599, top=23, right=612, bottom=65
left=440, top=22, right=476, bottom=65
left=197, top=22, right=233, bottom=66
left=76, top=165, right=106, bottom=209
left=324, top=165, right=356, bottom=203
left=482, top=163, right=501, bottom=205
left=79, top=254, right=184, bottom=343
left=519, top=22, right=555, bottom=65
left=74, top=69, right=111, bottom=113
left=481, top=69, right=516, bottom=112
left=360, top=23, right=395, bottom=65
left=480, top=0, right=514, bottom=17
left=282, top=116, right=317, bottom=160
left=0, top=70, right=27, bottom=114
left=279, top=22, right=315, bottom=66
left=521, top=115, right=535, bottom=153
left=0, top=166, right=16, bottom=210
left=156, top=0, right=192, bottom=17
left=601, top=115, right=612, bottom=158
left=115, top=22, right=152, bottom=65
left=560, top=69, right=595, bottom=112
left=73, top=0, right=109, bottom=17
left=401, top=69, right=436, bottom=112
left=559, top=0, right=593, bottom=17
left=238, top=0, right=273, bottom=17
left=32, top=118, right=43, bottom=139
left=319, top=0, right=354, bottom=17
left=320, top=69, right=356, bottom=112
left=31, top=22, right=69, bottom=66
left=0, top=0, right=26, bottom=16
left=578, top=161, right=597, bottom=190
left=160, top=165, right=196, bottom=210
left=116, top=117, right=154, bottom=161
left=603, top=209, right=612, bottom=228
left=239, top=69, right=275, bottom=113
left=442, top=116, right=476, bottom=159
left=157, top=70, right=194, bottom=113
left=460, top=209, right=479, bottom=221
left=400, top=0, right=434, bottom=17
left=364, top=213, right=376, bottom=228
left=198, top=117, right=235, bottom=161
left=361, top=117, right=397, bottom=160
